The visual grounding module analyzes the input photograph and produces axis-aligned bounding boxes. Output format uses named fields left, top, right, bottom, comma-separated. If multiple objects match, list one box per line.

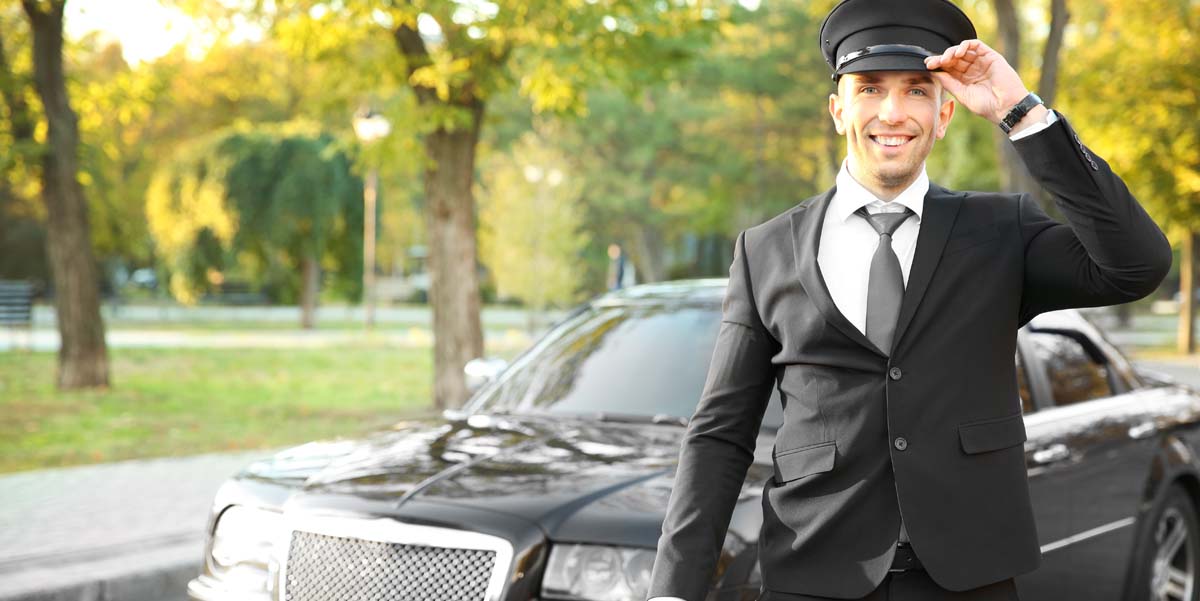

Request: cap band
left=833, top=43, right=937, bottom=80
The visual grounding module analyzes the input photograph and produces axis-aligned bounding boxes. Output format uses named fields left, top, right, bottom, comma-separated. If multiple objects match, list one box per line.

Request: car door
left=1016, top=327, right=1087, bottom=600
left=1015, top=321, right=1159, bottom=601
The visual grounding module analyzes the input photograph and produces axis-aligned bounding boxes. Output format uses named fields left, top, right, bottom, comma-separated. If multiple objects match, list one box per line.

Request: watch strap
left=999, top=92, right=1044, bottom=134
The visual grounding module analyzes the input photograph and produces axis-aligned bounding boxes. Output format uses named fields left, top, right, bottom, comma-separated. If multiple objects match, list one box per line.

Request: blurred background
left=0, top=0, right=1197, bottom=474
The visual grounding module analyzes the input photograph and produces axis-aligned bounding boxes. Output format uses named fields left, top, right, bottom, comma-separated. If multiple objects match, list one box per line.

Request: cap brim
left=837, top=54, right=933, bottom=77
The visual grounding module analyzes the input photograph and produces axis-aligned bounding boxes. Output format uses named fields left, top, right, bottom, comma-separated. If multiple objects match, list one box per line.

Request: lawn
left=0, top=343, right=518, bottom=474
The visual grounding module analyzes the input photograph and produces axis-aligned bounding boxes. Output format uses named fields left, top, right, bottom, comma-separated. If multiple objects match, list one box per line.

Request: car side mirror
left=464, top=357, right=509, bottom=393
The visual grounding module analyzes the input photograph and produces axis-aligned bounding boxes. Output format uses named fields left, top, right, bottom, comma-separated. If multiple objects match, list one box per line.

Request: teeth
left=873, top=136, right=910, bottom=147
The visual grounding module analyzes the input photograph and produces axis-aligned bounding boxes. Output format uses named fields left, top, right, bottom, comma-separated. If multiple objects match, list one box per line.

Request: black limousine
left=188, top=279, right=1200, bottom=601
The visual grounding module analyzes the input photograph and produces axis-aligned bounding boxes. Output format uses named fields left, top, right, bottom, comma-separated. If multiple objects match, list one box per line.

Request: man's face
left=828, top=70, right=955, bottom=192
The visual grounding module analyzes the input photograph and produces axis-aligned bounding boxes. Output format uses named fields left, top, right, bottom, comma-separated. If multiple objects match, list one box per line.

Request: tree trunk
left=1037, top=0, right=1069, bottom=109
left=424, top=101, right=486, bottom=410
left=634, top=222, right=666, bottom=283
left=1179, top=231, right=1197, bottom=355
left=991, top=0, right=1040, bottom=199
left=989, top=0, right=1070, bottom=211
left=300, top=254, right=318, bottom=330
left=22, top=0, right=108, bottom=389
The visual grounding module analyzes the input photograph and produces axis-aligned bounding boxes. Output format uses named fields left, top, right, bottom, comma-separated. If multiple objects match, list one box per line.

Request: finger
left=972, top=39, right=997, bottom=55
left=940, top=44, right=957, bottom=63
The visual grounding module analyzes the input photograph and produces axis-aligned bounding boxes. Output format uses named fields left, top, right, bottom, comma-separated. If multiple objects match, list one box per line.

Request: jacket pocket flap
left=773, top=441, right=836, bottom=483
left=958, top=412, right=1027, bottom=454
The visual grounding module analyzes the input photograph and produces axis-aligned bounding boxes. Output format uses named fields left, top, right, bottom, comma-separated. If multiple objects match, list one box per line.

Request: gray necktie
left=855, top=206, right=914, bottom=357
left=856, top=205, right=914, bottom=544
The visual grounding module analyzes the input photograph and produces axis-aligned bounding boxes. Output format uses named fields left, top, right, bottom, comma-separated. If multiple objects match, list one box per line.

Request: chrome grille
left=279, top=516, right=513, bottom=601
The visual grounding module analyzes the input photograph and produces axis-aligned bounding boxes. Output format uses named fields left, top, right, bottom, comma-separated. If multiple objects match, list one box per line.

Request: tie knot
left=855, top=206, right=913, bottom=237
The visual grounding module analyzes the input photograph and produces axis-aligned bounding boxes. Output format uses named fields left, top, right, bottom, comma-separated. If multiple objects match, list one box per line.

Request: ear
left=935, top=95, right=956, bottom=139
left=829, top=91, right=847, bottom=135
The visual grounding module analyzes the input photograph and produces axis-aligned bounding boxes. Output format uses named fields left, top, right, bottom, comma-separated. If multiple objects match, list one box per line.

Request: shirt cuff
left=1008, top=109, right=1059, bottom=141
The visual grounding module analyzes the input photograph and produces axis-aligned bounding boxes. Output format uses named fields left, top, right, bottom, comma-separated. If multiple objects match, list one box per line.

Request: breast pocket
left=943, top=225, right=1001, bottom=256
left=958, top=412, right=1027, bottom=454
left=773, top=441, right=836, bottom=484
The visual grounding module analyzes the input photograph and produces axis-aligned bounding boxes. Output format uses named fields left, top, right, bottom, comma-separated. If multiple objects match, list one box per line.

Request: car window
left=472, top=304, right=784, bottom=429
left=1027, top=332, right=1113, bottom=406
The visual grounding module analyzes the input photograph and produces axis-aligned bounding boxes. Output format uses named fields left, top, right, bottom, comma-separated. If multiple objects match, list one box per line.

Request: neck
left=845, top=159, right=919, bottom=202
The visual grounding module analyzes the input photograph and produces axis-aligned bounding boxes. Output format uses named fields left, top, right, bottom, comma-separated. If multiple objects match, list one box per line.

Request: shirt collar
left=831, top=158, right=927, bottom=223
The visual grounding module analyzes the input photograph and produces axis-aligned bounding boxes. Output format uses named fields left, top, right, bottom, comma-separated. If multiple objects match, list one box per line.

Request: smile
left=869, top=135, right=914, bottom=148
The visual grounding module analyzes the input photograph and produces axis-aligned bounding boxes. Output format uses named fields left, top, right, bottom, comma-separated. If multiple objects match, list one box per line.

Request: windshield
left=469, top=302, right=784, bottom=429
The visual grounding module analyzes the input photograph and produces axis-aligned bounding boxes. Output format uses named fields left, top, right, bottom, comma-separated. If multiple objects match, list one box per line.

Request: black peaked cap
left=820, top=0, right=977, bottom=80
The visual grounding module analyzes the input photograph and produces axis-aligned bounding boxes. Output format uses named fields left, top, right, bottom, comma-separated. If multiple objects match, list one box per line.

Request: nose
left=879, top=89, right=906, bottom=124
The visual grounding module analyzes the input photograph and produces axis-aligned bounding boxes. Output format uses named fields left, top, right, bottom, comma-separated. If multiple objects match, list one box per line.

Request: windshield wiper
left=592, top=412, right=689, bottom=427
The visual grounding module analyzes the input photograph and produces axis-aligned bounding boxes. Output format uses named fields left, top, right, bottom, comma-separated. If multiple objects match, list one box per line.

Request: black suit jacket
left=647, top=112, right=1173, bottom=601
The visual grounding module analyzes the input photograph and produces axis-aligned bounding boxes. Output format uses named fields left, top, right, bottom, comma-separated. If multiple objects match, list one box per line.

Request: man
left=645, top=0, right=1173, bottom=600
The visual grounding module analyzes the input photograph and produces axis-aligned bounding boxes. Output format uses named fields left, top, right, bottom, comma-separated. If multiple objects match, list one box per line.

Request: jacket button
left=889, top=367, right=903, bottom=380
left=894, top=437, right=908, bottom=451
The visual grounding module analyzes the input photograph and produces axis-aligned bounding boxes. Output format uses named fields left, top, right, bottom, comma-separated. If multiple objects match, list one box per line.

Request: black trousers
left=758, top=571, right=1019, bottom=601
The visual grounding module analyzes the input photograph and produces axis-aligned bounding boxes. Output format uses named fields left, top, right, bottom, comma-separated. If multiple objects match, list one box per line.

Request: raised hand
left=923, top=39, right=1029, bottom=124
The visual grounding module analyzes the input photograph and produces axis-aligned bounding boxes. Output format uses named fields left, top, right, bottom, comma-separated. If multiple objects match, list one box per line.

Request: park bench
left=0, top=280, right=34, bottom=349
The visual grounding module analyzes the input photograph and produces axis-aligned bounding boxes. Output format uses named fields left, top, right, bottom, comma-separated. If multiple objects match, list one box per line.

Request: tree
left=1060, top=0, right=1200, bottom=353
left=146, top=125, right=364, bottom=328
left=983, top=0, right=1070, bottom=202
left=18, top=0, right=108, bottom=388
left=478, top=128, right=589, bottom=327
left=250, top=1, right=721, bottom=409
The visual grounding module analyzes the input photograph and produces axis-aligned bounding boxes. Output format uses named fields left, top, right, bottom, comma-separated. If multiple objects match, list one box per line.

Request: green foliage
left=1060, top=0, right=1200, bottom=241
left=478, top=128, right=590, bottom=310
left=145, top=125, right=363, bottom=303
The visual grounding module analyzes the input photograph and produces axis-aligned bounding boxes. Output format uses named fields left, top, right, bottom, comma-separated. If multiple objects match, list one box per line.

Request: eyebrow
left=850, top=74, right=934, bottom=85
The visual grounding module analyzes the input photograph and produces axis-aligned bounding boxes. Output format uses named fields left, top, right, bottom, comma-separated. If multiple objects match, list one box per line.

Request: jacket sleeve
left=646, top=230, right=779, bottom=601
left=1013, top=111, right=1172, bottom=326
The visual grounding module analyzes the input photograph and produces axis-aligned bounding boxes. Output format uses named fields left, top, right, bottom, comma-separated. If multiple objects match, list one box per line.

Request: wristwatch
left=998, top=92, right=1044, bottom=134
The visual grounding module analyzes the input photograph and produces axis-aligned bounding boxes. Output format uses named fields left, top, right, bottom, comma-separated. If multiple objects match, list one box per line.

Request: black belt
left=889, top=542, right=924, bottom=572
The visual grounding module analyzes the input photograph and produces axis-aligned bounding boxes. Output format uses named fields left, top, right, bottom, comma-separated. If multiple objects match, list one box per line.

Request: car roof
left=592, top=279, right=1092, bottom=334
left=591, top=278, right=728, bottom=308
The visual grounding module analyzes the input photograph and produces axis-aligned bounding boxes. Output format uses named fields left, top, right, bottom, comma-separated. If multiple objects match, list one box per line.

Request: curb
left=0, top=538, right=201, bottom=601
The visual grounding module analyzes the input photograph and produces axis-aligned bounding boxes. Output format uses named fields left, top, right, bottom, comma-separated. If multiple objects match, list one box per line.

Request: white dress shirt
left=818, top=159, right=925, bottom=335
left=646, top=110, right=1057, bottom=601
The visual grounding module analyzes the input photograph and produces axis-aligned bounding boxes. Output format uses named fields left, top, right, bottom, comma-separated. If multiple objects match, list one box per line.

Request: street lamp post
left=353, top=108, right=391, bottom=329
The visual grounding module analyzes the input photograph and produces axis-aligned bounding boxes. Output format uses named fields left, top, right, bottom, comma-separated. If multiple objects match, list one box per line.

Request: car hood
left=236, top=414, right=771, bottom=544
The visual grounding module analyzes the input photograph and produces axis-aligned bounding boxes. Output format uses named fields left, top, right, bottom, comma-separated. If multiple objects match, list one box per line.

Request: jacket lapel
left=790, top=187, right=888, bottom=358
left=889, top=184, right=963, bottom=353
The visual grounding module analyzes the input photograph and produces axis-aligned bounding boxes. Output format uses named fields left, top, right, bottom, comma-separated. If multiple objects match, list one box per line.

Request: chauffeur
left=646, top=0, right=1173, bottom=600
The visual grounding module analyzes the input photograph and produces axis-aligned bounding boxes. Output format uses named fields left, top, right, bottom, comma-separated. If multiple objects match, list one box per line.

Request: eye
left=909, top=88, right=928, bottom=96
left=860, top=86, right=879, bottom=94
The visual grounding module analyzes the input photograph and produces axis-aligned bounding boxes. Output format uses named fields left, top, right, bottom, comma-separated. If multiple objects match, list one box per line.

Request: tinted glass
left=1028, top=332, right=1112, bottom=406
left=472, top=304, right=784, bottom=428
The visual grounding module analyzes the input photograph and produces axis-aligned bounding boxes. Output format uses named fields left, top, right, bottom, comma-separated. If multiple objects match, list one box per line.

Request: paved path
left=0, top=451, right=271, bottom=601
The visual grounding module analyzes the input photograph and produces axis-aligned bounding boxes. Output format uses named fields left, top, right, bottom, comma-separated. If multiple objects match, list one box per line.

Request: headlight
left=542, top=544, right=655, bottom=601
left=209, top=505, right=283, bottom=591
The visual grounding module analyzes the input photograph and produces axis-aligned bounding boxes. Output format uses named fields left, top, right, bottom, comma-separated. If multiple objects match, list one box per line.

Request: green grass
left=0, top=344, right=519, bottom=474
